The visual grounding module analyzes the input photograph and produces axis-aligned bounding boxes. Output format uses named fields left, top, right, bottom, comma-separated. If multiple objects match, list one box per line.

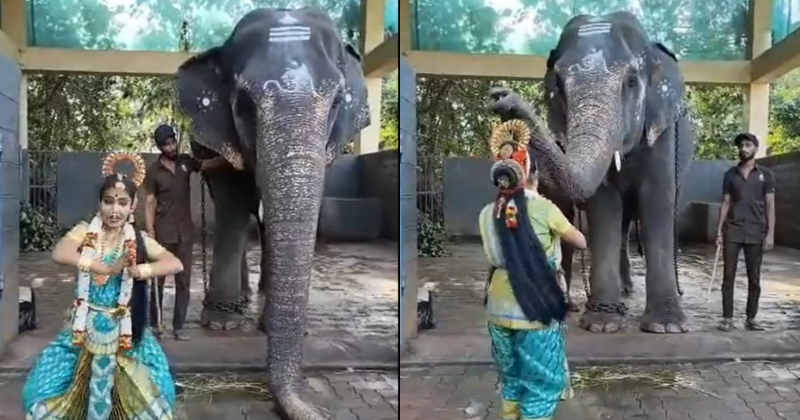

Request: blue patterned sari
left=479, top=195, right=573, bottom=420
left=22, top=250, right=175, bottom=420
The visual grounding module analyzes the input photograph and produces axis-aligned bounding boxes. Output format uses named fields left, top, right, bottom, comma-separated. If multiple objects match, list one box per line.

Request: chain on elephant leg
left=200, top=302, right=247, bottom=331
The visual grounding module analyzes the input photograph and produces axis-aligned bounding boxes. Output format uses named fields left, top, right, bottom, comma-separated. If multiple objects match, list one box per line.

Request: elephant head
left=176, top=7, right=369, bottom=419
left=536, top=11, right=683, bottom=201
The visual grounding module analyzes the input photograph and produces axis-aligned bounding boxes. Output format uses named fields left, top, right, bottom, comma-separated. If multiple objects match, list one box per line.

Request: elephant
left=176, top=7, right=370, bottom=420
left=490, top=11, right=694, bottom=334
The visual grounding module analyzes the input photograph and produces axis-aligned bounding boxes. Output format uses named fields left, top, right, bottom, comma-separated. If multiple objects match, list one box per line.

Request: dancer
left=479, top=120, right=586, bottom=420
left=22, top=153, right=184, bottom=420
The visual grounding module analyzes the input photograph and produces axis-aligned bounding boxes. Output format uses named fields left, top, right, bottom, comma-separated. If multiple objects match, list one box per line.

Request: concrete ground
left=406, top=243, right=800, bottom=364
left=0, top=370, right=398, bottom=420
left=400, top=362, right=800, bottom=420
left=2, top=241, right=399, bottom=371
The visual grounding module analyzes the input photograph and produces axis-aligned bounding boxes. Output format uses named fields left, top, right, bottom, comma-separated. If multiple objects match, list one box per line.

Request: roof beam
left=0, top=30, right=20, bottom=60
left=363, top=33, right=398, bottom=77
left=751, top=29, right=800, bottom=83
left=405, top=51, right=751, bottom=84
left=21, top=48, right=192, bottom=76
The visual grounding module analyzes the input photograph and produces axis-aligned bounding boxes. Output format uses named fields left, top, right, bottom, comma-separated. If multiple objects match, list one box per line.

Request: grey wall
left=758, top=151, right=800, bottom=249
left=399, top=58, right=418, bottom=346
left=0, top=54, right=21, bottom=349
left=442, top=157, right=738, bottom=240
left=53, top=150, right=398, bottom=241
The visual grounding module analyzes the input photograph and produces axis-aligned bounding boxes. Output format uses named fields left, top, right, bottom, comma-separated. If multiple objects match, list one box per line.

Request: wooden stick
left=704, top=244, right=722, bottom=301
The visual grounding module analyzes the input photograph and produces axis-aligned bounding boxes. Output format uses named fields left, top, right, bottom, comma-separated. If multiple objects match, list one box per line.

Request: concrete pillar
left=745, top=0, right=773, bottom=157
left=355, top=0, right=385, bottom=155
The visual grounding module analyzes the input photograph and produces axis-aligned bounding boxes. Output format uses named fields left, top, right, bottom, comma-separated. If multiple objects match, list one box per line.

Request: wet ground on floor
left=420, top=243, right=800, bottom=335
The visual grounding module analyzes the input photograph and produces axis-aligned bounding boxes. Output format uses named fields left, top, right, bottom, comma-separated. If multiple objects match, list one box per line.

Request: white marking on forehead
left=278, top=12, right=299, bottom=25
left=201, top=97, right=210, bottom=107
left=269, top=26, right=311, bottom=43
left=569, top=49, right=611, bottom=74
left=578, top=22, right=611, bottom=37
left=263, top=63, right=314, bottom=92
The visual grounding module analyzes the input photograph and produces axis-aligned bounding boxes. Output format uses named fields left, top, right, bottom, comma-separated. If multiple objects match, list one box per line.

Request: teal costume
left=22, top=230, right=175, bottom=420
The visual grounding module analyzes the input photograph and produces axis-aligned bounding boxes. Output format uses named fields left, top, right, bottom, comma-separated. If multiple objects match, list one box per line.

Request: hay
left=570, top=366, right=719, bottom=399
left=175, top=373, right=271, bottom=402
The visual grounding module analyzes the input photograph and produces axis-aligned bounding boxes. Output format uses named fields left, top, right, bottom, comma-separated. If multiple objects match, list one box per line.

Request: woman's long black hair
left=492, top=156, right=567, bottom=325
left=97, top=175, right=149, bottom=344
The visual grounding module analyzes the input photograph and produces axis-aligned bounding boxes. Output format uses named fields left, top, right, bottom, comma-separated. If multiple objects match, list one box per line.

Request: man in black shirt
left=716, top=133, right=776, bottom=332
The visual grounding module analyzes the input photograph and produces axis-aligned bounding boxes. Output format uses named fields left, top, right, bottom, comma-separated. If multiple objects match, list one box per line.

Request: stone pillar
left=355, top=0, right=385, bottom=155
left=745, top=0, right=773, bottom=157
left=399, top=59, right=418, bottom=347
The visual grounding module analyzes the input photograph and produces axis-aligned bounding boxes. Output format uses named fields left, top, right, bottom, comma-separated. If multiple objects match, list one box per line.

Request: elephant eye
left=626, top=73, right=638, bottom=89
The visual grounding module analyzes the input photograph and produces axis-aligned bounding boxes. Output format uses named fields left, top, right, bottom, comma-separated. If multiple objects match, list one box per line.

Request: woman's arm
left=51, top=223, right=87, bottom=267
left=131, top=236, right=184, bottom=279
left=548, top=203, right=587, bottom=250
left=52, top=222, right=123, bottom=275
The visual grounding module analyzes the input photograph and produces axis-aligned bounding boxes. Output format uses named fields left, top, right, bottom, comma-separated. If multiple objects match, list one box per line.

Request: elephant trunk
left=255, top=101, right=330, bottom=420
left=536, top=98, right=622, bottom=202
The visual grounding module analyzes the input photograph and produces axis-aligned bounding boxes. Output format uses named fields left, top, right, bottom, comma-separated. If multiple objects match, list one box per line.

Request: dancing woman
left=22, top=153, right=183, bottom=420
left=479, top=121, right=587, bottom=420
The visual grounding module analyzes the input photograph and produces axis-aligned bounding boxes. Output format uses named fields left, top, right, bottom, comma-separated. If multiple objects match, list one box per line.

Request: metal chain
left=577, top=212, right=591, bottom=300
left=200, top=177, right=209, bottom=298
left=673, top=103, right=689, bottom=298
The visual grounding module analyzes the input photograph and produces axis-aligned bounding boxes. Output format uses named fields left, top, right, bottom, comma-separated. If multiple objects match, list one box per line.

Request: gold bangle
left=139, top=264, right=153, bottom=279
left=78, top=255, right=93, bottom=272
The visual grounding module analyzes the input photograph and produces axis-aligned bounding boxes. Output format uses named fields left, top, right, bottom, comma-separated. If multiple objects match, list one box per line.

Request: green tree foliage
left=25, top=0, right=399, bottom=153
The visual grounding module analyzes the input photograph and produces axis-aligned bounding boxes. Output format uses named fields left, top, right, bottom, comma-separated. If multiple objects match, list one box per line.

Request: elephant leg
left=200, top=169, right=257, bottom=330
left=256, top=218, right=270, bottom=333
left=638, top=171, right=688, bottom=334
left=562, top=243, right=579, bottom=312
left=579, top=185, right=625, bottom=333
left=620, top=217, right=634, bottom=297
left=240, top=250, right=252, bottom=304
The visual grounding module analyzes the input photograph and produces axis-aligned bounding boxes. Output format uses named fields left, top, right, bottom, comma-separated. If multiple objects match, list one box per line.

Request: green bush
left=418, top=211, right=447, bottom=257
left=20, top=202, right=59, bottom=252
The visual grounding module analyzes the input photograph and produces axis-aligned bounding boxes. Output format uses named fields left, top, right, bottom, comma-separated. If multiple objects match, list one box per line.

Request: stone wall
left=757, top=151, right=800, bottom=248
left=53, top=150, right=399, bottom=242
left=0, top=54, right=21, bottom=349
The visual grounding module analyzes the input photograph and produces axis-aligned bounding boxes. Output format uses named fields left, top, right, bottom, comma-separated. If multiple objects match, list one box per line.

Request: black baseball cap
left=734, top=132, right=759, bottom=148
left=153, top=124, right=177, bottom=145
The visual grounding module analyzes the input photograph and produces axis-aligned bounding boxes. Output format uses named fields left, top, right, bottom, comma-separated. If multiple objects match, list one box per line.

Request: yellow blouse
left=479, top=193, right=572, bottom=330
left=65, top=222, right=167, bottom=261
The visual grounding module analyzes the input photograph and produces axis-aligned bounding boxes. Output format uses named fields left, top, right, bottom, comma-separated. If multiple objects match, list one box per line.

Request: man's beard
left=161, top=149, right=178, bottom=160
left=738, top=150, right=754, bottom=162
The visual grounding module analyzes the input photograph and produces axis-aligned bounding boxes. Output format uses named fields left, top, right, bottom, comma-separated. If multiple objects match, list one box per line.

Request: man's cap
left=734, top=132, right=759, bottom=148
left=153, top=124, right=177, bottom=145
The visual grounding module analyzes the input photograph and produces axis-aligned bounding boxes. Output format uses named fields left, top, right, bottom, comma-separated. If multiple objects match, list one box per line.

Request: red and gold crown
left=101, top=153, right=146, bottom=187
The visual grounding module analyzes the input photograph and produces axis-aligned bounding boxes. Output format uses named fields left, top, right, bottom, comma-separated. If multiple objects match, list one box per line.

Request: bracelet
left=139, top=264, right=153, bottom=279
left=77, top=255, right=93, bottom=272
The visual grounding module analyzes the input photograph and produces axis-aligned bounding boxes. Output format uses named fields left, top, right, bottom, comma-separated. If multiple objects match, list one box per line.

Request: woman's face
left=99, top=182, right=133, bottom=229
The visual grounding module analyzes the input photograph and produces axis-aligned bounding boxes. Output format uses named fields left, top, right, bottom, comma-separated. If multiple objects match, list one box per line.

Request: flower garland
left=72, top=216, right=137, bottom=352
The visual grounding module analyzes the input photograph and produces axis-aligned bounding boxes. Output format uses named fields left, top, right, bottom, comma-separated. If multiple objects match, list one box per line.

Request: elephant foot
left=639, top=305, right=688, bottom=334
left=275, top=392, right=330, bottom=420
left=579, top=305, right=626, bottom=333
left=200, top=307, right=247, bottom=331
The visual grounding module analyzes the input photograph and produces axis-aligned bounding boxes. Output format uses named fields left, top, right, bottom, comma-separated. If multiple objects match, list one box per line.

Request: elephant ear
left=644, top=42, right=683, bottom=147
left=327, top=43, right=371, bottom=160
left=177, top=48, right=245, bottom=170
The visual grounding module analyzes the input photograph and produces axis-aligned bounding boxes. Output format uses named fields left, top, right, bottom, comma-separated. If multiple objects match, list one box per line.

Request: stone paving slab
left=0, top=370, right=398, bottom=420
left=399, top=362, right=800, bottom=420
left=7, top=241, right=399, bottom=370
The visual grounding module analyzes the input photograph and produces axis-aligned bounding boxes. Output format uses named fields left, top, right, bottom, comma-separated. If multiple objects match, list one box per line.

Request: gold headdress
left=101, top=153, right=146, bottom=187
left=488, top=120, right=532, bottom=229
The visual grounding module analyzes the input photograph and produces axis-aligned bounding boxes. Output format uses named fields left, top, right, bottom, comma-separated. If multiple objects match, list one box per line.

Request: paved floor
left=420, top=243, right=800, bottom=335
left=3, top=242, right=399, bottom=370
left=0, top=370, right=398, bottom=420
left=400, top=362, right=800, bottom=420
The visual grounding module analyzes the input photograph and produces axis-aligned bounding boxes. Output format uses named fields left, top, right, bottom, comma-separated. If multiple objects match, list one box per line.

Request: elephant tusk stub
left=614, top=150, right=622, bottom=172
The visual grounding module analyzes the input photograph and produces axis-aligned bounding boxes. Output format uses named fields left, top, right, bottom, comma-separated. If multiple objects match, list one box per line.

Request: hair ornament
left=102, top=153, right=146, bottom=187
left=488, top=119, right=532, bottom=192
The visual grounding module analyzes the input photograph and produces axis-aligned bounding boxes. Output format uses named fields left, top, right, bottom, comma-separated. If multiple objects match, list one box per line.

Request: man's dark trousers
left=721, top=240, right=764, bottom=319
left=150, top=240, right=193, bottom=331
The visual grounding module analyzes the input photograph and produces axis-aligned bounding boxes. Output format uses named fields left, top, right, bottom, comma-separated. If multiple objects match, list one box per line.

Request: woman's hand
left=91, top=260, right=124, bottom=276
left=127, top=264, right=153, bottom=280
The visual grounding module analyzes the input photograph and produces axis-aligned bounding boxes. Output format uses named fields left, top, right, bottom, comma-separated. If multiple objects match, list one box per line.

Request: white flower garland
left=71, top=216, right=137, bottom=351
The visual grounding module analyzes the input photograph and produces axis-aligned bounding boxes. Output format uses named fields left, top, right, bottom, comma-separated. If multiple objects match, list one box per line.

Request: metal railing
left=25, top=151, right=59, bottom=220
